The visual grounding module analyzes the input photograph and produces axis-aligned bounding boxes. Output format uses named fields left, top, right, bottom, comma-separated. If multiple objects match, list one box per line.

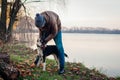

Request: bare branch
left=23, top=0, right=45, bottom=4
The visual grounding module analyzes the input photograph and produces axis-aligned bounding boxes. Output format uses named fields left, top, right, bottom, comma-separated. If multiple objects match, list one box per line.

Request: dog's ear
left=37, top=38, right=41, bottom=42
left=37, top=39, right=39, bottom=42
left=33, top=49, right=38, bottom=54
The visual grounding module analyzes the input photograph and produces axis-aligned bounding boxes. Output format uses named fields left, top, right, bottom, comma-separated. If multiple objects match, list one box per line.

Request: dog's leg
left=36, top=46, right=43, bottom=67
left=36, top=47, right=40, bottom=66
left=42, top=56, right=46, bottom=71
left=43, top=62, right=46, bottom=71
left=36, top=55, right=40, bottom=67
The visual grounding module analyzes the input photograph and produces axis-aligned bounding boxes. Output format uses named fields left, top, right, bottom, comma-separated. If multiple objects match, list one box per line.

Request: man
left=35, top=11, right=65, bottom=74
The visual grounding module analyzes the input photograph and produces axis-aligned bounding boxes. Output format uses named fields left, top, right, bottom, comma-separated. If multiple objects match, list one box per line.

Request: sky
left=64, top=0, right=120, bottom=29
left=25, top=0, right=120, bottom=29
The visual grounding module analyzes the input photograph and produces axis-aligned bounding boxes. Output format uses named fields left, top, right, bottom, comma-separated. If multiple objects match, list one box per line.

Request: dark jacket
left=39, top=11, right=61, bottom=43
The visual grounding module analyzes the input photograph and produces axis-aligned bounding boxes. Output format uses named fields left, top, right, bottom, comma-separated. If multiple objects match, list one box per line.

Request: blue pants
left=54, top=31, right=65, bottom=69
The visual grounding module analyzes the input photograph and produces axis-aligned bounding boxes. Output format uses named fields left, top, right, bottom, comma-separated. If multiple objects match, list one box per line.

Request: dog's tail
left=64, top=53, right=68, bottom=58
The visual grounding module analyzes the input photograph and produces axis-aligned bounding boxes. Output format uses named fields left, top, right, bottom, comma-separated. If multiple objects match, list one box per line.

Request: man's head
left=35, top=13, right=45, bottom=28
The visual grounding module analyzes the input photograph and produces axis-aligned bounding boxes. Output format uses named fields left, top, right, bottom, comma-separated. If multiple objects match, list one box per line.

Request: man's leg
left=54, top=31, right=65, bottom=74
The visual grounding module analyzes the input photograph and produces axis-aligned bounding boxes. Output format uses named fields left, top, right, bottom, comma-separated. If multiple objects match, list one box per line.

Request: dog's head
left=37, top=38, right=42, bottom=48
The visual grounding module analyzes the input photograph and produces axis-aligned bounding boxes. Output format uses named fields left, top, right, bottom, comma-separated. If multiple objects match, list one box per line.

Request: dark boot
left=58, top=68, right=65, bottom=74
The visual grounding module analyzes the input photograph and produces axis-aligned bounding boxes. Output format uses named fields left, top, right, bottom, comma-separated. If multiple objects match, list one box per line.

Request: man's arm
left=44, top=23, right=58, bottom=43
left=39, top=29, right=41, bottom=38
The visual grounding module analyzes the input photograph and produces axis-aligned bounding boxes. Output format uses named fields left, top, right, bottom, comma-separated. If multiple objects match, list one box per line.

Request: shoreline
left=0, top=43, right=119, bottom=80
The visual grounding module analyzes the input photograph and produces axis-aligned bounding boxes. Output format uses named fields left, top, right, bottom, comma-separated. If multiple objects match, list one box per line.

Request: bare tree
left=0, top=0, right=23, bottom=43
left=0, top=0, right=67, bottom=43
left=0, top=0, right=7, bottom=42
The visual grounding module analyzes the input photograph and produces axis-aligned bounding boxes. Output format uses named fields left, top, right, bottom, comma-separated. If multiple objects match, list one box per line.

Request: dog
left=32, top=38, right=68, bottom=71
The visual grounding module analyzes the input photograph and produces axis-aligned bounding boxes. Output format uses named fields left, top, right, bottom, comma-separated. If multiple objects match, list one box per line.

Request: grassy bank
left=0, top=43, right=119, bottom=80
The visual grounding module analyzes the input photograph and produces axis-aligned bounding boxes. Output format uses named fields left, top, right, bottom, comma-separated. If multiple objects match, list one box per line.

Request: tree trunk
left=0, top=52, right=10, bottom=64
left=0, top=0, right=7, bottom=32
left=7, top=0, right=22, bottom=42
left=0, top=0, right=7, bottom=42
left=0, top=22, right=7, bottom=43
left=0, top=61, right=20, bottom=80
left=0, top=52, right=20, bottom=80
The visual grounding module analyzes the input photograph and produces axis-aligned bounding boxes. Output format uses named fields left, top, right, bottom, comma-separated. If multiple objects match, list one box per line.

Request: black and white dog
left=34, top=38, right=68, bottom=71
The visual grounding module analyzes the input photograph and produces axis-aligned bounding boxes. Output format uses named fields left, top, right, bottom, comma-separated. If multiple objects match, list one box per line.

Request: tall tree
left=0, top=0, right=43, bottom=43
left=0, top=0, right=7, bottom=42
left=7, top=0, right=22, bottom=40
left=0, top=0, right=23, bottom=43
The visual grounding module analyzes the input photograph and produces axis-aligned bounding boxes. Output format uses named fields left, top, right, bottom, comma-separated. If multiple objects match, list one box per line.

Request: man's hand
left=40, top=39, right=47, bottom=50
left=40, top=44, right=46, bottom=50
left=40, top=39, right=46, bottom=45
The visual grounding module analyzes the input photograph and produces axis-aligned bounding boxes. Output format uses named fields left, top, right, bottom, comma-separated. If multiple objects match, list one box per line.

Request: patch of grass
left=116, top=77, right=120, bottom=80
left=10, top=54, right=25, bottom=62
left=37, top=72, right=62, bottom=80
left=0, top=43, right=33, bottom=55
left=0, top=43, right=119, bottom=80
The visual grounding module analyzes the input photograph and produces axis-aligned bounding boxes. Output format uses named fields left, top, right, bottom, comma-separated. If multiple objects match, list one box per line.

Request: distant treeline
left=14, top=16, right=120, bottom=34
left=14, top=26, right=120, bottom=34
left=62, top=27, right=120, bottom=34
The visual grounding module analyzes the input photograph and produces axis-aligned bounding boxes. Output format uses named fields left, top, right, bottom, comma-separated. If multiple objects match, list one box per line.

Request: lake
left=16, top=33, right=120, bottom=77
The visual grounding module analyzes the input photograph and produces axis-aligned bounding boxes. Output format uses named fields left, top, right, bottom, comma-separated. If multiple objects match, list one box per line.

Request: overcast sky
left=64, top=0, right=120, bottom=29
left=26, top=0, right=120, bottom=29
